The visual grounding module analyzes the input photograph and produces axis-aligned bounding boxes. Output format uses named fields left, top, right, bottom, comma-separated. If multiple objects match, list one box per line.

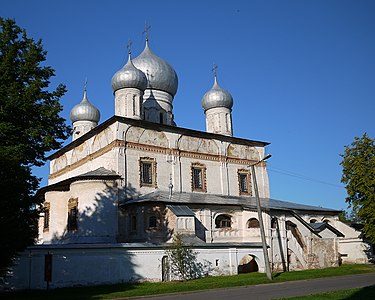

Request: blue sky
left=2, top=0, right=374, bottom=210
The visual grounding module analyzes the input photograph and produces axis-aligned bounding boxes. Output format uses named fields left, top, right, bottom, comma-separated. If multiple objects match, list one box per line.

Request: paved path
left=126, top=273, right=375, bottom=300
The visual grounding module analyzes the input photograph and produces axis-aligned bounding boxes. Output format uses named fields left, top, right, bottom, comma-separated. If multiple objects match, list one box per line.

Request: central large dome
left=133, top=41, right=178, bottom=96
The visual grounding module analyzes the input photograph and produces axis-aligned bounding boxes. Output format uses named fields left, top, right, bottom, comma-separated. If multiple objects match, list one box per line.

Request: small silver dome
left=111, top=54, right=148, bottom=92
left=70, top=89, right=100, bottom=123
left=202, top=77, right=233, bottom=111
left=133, top=41, right=178, bottom=96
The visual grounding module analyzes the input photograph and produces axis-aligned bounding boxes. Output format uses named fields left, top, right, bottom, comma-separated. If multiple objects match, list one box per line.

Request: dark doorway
left=161, top=255, right=169, bottom=281
left=238, top=254, right=259, bottom=273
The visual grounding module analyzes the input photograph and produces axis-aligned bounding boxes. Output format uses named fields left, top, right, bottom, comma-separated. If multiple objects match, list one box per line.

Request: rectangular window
left=238, top=170, right=251, bottom=195
left=131, top=215, right=137, bottom=231
left=191, top=163, right=206, bottom=192
left=67, top=198, right=78, bottom=232
left=239, top=174, right=248, bottom=192
left=142, top=162, right=152, bottom=184
left=43, top=203, right=50, bottom=231
left=140, top=158, right=157, bottom=187
left=192, top=168, right=203, bottom=189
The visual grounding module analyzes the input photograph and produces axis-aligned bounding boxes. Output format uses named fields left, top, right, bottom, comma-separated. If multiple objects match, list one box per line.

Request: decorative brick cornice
left=127, top=142, right=167, bottom=155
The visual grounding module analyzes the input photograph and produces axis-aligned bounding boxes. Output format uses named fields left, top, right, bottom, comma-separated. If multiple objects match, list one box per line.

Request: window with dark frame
left=67, top=198, right=78, bottom=232
left=43, top=203, right=50, bottom=231
left=141, top=162, right=152, bottom=184
left=131, top=215, right=137, bottom=231
left=191, top=163, right=206, bottom=192
left=238, top=169, right=251, bottom=195
left=193, top=168, right=202, bottom=189
left=149, top=215, right=157, bottom=228
left=159, top=112, right=163, bottom=124
left=215, top=214, right=232, bottom=228
left=68, top=207, right=78, bottom=231
left=248, top=218, right=260, bottom=228
left=139, top=157, right=157, bottom=187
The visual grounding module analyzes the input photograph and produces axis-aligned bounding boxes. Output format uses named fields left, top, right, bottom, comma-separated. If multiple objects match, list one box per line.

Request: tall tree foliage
left=340, top=133, right=375, bottom=243
left=0, top=18, right=70, bottom=276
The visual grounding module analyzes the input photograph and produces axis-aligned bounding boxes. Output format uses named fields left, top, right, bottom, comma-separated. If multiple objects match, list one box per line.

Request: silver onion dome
left=202, top=76, right=233, bottom=111
left=111, top=53, right=148, bottom=92
left=132, top=40, right=178, bottom=96
left=70, top=89, right=100, bottom=123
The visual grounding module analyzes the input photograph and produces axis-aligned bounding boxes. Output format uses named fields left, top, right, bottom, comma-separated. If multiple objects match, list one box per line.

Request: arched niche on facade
left=71, top=141, right=89, bottom=164
left=52, top=154, right=68, bottom=173
left=227, top=143, right=259, bottom=160
left=144, top=206, right=163, bottom=231
left=92, top=127, right=113, bottom=153
left=247, top=217, right=260, bottom=228
left=178, top=135, right=219, bottom=155
left=215, top=214, right=232, bottom=229
left=238, top=254, right=259, bottom=273
left=126, top=127, right=169, bottom=148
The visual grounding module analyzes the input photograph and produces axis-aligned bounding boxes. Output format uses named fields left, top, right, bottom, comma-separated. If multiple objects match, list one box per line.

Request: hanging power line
left=268, top=166, right=345, bottom=189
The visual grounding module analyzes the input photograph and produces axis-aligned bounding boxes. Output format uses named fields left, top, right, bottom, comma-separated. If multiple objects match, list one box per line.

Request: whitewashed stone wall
left=40, top=180, right=119, bottom=244
left=8, top=245, right=264, bottom=290
left=48, top=121, right=270, bottom=199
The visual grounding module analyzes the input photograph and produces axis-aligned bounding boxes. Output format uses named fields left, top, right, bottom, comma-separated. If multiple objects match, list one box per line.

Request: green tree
left=165, top=234, right=206, bottom=281
left=0, top=18, right=70, bottom=276
left=340, top=133, right=375, bottom=242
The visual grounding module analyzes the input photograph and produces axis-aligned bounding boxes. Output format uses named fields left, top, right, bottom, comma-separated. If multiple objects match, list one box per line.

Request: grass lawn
left=2, top=264, right=375, bottom=300
left=277, top=285, right=375, bottom=300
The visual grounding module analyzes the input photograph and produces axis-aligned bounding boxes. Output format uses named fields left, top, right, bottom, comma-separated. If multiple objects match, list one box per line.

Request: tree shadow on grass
left=343, top=285, right=375, bottom=300
left=2, top=281, right=144, bottom=300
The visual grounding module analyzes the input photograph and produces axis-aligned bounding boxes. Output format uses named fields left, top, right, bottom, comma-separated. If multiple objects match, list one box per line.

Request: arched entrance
left=238, top=254, right=259, bottom=273
left=161, top=256, right=170, bottom=281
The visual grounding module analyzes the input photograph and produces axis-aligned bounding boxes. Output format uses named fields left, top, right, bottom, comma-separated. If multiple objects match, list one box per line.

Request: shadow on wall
left=50, top=182, right=139, bottom=244
left=38, top=183, right=144, bottom=286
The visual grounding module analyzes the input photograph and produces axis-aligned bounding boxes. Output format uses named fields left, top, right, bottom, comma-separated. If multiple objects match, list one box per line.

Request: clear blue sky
left=2, top=0, right=374, bottom=211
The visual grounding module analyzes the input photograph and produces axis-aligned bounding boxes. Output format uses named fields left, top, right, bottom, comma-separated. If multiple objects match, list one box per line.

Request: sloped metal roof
left=36, top=168, right=121, bottom=197
left=167, top=205, right=195, bottom=216
left=80, top=167, right=118, bottom=177
left=125, top=190, right=340, bottom=213
left=310, top=222, right=345, bottom=237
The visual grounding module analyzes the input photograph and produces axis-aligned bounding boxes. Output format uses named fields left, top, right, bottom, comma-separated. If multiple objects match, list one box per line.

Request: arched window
left=271, top=217, right=277, bottom=229
left=310, top=219, right=317, bottom=223
left=247, top=218, right=260, bottom=228
left=215, top=214, right=232, bottom=228
left=149, top=215, right=157, bottom=228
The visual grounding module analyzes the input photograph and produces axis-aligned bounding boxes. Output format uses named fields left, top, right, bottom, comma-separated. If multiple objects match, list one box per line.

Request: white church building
left=8, top=36, right=370, bottom=289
